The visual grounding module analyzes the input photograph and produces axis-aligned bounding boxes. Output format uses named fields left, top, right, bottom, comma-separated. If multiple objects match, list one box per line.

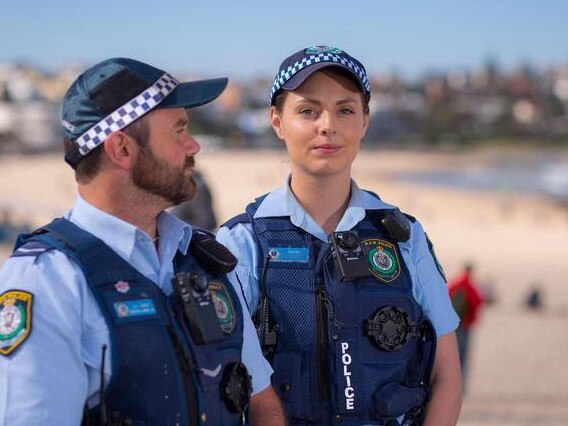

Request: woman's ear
left=103, top=131, right=135, bottom=169
left=269, top=107, right=285, bottom=140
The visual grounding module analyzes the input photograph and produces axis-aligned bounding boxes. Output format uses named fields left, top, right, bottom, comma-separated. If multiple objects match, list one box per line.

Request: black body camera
left=329, top=230, right=370, bottom=281
left=172, top=271, right=224, bottom=344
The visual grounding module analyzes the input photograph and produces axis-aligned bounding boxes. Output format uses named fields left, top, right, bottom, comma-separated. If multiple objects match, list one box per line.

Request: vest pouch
left=373, top=382, right=427, bottom=418
left=272, top=351, right=311, bottom=420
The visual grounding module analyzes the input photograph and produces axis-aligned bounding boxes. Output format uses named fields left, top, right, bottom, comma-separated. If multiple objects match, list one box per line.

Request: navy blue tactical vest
left=226, top=196, right=437, bottom=425
left=13, top=218, right=249, bottom=426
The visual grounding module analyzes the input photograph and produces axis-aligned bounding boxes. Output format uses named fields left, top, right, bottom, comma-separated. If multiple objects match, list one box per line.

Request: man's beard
left=132, top=145, right=196, bottom=205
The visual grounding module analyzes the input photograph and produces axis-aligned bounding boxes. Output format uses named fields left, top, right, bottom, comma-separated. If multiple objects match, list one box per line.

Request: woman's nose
left=319, top=112, right=337, bottom=136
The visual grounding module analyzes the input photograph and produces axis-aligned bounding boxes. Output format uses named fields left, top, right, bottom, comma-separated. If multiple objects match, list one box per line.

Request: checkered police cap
left=270, top=46, right=371, bottom=105
left=61, top=57, right=228, bottom=169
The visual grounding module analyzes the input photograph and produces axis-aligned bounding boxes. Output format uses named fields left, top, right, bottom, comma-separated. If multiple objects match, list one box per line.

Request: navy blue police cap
left=269, top=46, right=371, bottom=105
left=61, top=57, right=228, bottom=169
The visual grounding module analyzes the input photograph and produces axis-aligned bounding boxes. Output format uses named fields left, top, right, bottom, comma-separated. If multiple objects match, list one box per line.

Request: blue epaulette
left=222, top=213, right=250, bottom=229
left=11, top=240, right=53, bottom=258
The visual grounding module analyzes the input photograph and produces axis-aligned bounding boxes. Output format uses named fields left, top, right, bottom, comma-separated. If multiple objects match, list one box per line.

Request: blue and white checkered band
left=74, top=72, right=179, bottom=156
left=270, top=52, right=371, bottom=101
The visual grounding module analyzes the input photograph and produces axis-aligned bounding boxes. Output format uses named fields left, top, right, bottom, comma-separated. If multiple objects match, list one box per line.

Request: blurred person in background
left=523, top=284, right=544, bottom=311
left=0, top=209, right=14, bottom=243
left=218, top=46, right=462, bottom=426
left=0, top=57, right=284, bottom=426
left=169, top=169, right=218, bottom=232
left=448, top=262, right=484, bottom=392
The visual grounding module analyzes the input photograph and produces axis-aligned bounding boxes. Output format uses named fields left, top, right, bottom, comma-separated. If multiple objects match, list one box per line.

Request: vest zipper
left=316, top=283, right=330, bottom=402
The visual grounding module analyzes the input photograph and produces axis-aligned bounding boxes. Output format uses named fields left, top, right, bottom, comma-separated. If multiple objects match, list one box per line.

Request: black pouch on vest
left=373, top=382, right=427, bottom=418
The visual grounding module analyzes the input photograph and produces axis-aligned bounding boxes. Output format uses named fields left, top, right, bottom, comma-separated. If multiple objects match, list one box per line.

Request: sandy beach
left=1, top=148, right=567, bottom=425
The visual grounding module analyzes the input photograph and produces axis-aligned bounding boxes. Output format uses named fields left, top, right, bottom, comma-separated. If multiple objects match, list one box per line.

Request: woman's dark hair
left=64, top=115, right=150, bottom=184
left=272, top=67, right=370, bottom=114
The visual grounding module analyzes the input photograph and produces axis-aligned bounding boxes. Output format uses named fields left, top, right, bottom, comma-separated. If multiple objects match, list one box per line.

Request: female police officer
left=217, top=46, right=462, bottom=425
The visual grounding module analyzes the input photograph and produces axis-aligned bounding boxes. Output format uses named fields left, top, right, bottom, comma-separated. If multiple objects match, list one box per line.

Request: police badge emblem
left=0, top=290, right=33, bottom=356
left=305, top=46, right=344, bottom=55
left=209, top=282, right=236, bottom=334
left=362, top=239, right=401, bottom=283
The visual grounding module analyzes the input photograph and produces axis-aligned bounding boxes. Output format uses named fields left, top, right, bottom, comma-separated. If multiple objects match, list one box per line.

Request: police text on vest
left=341, top=342, right=355, bottom=410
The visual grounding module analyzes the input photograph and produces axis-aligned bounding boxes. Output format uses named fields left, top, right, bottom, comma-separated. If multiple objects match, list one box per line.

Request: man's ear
left=269, top=107, right=285, bottom=140
left=103, top=131, right=136, bottom=169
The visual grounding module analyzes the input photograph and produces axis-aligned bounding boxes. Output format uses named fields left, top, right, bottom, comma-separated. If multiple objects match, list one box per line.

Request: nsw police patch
left=209, top=282, right=236, bottom=334
left=362, top=239, right=401, bottom=283
left=0, top=290, right=33, bottom=356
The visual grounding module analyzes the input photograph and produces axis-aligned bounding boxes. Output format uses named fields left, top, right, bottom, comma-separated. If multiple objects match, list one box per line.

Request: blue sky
left=2, top=1, right=567, bottom=80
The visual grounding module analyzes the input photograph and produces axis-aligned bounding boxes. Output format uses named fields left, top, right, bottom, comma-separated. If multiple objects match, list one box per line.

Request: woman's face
left=270, top=69, right=369, bottom=180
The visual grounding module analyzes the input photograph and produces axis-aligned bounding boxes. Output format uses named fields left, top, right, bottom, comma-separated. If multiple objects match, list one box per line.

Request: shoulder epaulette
left=222, top=213, right=250, bottom=229
left=11, top=240, right=53, bottom=258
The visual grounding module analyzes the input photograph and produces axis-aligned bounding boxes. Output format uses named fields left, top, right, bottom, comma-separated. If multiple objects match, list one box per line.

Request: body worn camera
left=329, top=230, right=370, bottom=281
left=172, top=271, right=224, bottom=344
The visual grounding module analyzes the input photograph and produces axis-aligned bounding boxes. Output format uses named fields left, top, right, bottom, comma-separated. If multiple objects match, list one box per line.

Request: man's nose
left=185, top=133, right=201, bottom=155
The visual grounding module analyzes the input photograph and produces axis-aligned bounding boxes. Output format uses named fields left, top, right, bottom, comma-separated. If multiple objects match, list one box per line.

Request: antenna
left=99, top=344, right=108, bottom=425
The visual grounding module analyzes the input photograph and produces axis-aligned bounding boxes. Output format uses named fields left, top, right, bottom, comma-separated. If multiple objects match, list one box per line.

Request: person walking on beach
left=0, top=57, right=285, bottom=425
left=217, top=45, right=462, bottom=425
left=448, top=262, right=484, bottom=391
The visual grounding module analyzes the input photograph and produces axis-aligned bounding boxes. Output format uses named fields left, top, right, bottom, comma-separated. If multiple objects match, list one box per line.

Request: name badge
left=268, top=247, right=309, bottom=263
left=114, top=299, right=157, bottom=318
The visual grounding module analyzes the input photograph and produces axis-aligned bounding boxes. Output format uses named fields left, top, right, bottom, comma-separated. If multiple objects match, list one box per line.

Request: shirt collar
left=253, top=176, right=309, bottom=227
left=254, top=175, right=396, bottom=240
left=157, top=210, right=192, bottom=255
left=66, top=195, right=192, bottom=260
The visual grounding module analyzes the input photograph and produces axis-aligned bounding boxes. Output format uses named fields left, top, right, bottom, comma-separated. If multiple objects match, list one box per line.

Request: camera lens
left=338, top=232, right=359, bottom=250
left=189, top=272, right=208, bottom=293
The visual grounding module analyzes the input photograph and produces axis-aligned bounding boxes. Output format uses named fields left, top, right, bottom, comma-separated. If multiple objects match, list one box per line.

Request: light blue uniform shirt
left=0, top=196, right=272, bottom=426
left=217, top=179, right=459, bottom=338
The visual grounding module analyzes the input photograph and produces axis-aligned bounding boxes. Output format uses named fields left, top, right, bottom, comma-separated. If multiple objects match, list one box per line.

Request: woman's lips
left=314, top=144, right=340, bottom=153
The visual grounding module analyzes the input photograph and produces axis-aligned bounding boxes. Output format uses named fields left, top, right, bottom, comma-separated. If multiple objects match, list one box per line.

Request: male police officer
left=0, top=58, right=285, bottom=425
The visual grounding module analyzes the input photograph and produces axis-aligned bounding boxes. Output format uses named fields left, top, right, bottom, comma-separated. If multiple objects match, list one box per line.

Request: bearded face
left=132, top=144, right=197, bottom=206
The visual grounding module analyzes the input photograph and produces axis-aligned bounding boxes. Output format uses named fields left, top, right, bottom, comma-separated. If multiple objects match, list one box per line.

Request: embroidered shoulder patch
left=209, top=282, right=236, bottom=334
left=0, top=290, right=33, bottom=356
